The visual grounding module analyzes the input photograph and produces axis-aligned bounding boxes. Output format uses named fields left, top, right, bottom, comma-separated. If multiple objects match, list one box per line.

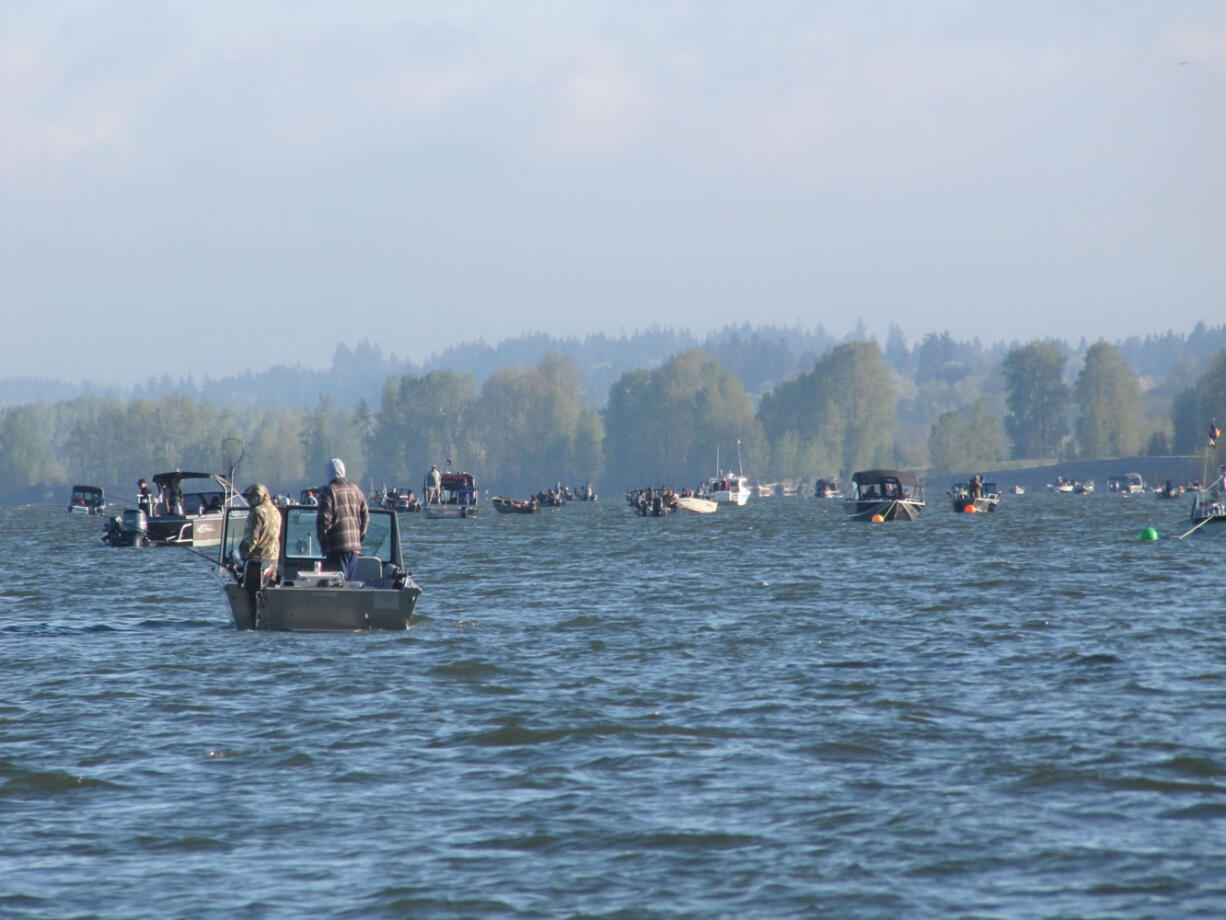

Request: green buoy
left=1140, top=527, right=1158, bottom=541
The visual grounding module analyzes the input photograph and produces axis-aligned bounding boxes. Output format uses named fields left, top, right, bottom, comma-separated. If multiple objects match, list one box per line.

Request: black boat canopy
left=152, top=472, right=230, bottom=488
left=851, top=469, right=920, bottom=488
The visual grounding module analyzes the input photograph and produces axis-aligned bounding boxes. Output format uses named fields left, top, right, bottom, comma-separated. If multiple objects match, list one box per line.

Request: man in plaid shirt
left=317, top=457, right=369, bottom=580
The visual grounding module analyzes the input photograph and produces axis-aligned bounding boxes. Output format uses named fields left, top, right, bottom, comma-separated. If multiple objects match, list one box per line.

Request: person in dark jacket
left=316, top=458, right=368, bottom=580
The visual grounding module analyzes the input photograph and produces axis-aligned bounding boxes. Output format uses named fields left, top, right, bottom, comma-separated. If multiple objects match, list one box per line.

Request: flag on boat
left=1210, top=420, right=1220, bottom=448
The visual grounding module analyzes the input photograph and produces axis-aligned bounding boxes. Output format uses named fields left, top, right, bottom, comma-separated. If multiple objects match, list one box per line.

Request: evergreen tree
left=1003, top=341, right=1069, bottom=459
left=1073, top=341, right=1142, bottom=459
left=603, top=350, right=759, bottom=487
left=758, top=341, right=894, bottom=474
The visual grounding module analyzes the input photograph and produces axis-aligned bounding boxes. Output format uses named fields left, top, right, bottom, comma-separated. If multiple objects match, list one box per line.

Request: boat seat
left=351, top=556, right=385, bottom=587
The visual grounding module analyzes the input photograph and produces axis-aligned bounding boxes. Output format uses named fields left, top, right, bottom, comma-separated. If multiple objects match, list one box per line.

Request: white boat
left=698, top=443, right=751, bottom=506
left=699, top=473, right=749, bottom=505
left=844, top=469, right=924, bottom=521
left=675, top=495, right=718, bottom=514
left=218, top=504, right=422, bottom=631
left=1108, top=473, right=1146, bottom=495
left=1012, top=483, right=1025, bottom=495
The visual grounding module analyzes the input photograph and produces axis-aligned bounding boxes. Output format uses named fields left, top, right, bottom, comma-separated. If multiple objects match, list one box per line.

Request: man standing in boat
left=426, top=463, right=442, bottom=504
left=239, top=483, right=281, bottom=607
left=317, top=457, right=369, bottom=580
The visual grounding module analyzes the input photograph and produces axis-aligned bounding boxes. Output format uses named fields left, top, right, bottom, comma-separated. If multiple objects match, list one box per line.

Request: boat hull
left=844, top=498, right=923, bottom=521
left=424, top=504, right=478, bottom=519
left=491, top=498, right=536, bottom=514
left=950, top=497, right=998, bottom=513
left=675, top=496, right=718, bottom=514
left=224, top=580, right=422, bottom=631
left=144, top=512, right=224, bottom=547
left=705, top=490, right=749, bottom=506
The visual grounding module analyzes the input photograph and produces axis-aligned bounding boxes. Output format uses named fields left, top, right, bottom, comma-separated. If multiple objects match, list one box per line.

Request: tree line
left=3, top=340, right=1226, bottom=505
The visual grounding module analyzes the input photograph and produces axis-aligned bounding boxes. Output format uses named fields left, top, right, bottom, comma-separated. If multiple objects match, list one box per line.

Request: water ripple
left=3, top=495, right=1226, bottom=917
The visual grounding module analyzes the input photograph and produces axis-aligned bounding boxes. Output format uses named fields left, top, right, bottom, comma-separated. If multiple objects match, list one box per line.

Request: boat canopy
left=71, top=484, right=104, bottom=499
left=851, top=469, right=920, bottom=488
left=441, top=472, right=476, bottom=489
left=151, top=471, right=242, bottom=514
left=153, top=471, right=231, bottom=488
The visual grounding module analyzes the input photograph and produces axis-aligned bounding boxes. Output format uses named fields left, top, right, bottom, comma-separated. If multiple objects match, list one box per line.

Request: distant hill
left=3, top=322, right=1223, bottom=411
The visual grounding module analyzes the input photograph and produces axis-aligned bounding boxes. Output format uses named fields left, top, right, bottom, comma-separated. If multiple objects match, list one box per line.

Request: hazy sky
left=3, top=2, right=1224, bottom=385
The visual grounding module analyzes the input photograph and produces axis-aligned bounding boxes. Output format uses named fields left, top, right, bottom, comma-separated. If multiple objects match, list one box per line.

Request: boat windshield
left=221, top=507, right=400, bottom=568
left=282, top=508, right=398, bottom=564
left=858, top=480, right=903, bottom=499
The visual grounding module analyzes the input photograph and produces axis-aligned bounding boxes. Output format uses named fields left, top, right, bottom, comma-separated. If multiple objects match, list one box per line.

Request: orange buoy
left=871, top=513, right=885, bottom=522
left=963, top=504, right=978, bottom=513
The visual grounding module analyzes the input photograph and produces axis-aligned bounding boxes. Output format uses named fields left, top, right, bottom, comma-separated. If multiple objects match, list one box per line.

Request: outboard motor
left=119, top=508, right=149, bottom=546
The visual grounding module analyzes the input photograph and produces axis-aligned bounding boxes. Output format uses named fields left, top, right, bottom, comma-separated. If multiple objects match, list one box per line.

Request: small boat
left=491, top=496, right=538, bottom=514
left=675, top=495, right=718, bottom=514
left=754, top=482, right=775, bottom=498
left=1108, top=473, right=1145, bottom=495
left=845, top=470, right=924, bottom=521
left=1011, top=483, right=1025, bottom=495
left=1074, top=480, right=1095, bottom=495
left=104, top=471, right=245, bottom=547
left=372, top=486, right=420, bottom=512
left=1182, top=466, right=1226, bottom=537
left=950, top=479, right=1000, bottom=513
left=68, top=484, right=105, bottom=515
left=1156, top=480, right=1183, bottom=500
left=1048, top=477, right=1075, bottom=493
left=699, top=473, right=750, bottom=506
left=424, top=471, right=479, bottom=519
left=699, top=443, right=751, bottom=506
left=1187, top=492, right=1226, bottom=535
left=814, top=478, right=841, bottom=499
left=218, top=504, right=422, bottom=631
left=627, top=488, right=678, bottom=516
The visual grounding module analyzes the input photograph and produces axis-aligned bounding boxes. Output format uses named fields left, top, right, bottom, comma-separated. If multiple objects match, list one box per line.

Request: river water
left=2, top=493, right=1224, bottom=918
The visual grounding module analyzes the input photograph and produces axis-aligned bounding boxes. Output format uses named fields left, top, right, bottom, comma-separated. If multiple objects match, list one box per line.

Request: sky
left=2, top=1, right=1224, bottom=385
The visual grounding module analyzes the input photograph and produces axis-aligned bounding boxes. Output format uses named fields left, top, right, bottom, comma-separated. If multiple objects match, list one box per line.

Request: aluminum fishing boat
left=1184, top=467, right=1226, bottom=537
left=845, top=469, right=924, bottom=521
left=68, top=484, right=105, bottom=515
left=949, top=479, right=999, bottom=513
left=491, top=496, right=537, bottom=514
left=103, top=471, right=245, bottom=547
left=424, top=471, right=479, bottom=519
left=218, top=504, right=423, bottom=631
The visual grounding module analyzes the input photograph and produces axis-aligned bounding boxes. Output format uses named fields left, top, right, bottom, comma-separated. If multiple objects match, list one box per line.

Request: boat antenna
left=222, top=437, right=245, bottom=479
left=736, top=438, right=743, bottom=477
left=221, top=437, right=246, bottom=502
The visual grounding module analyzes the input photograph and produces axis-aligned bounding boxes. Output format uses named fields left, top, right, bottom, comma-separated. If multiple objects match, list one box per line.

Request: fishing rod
left=1177, top=516, right=1213, bottom=540
left=171, top=541, right=243, bottom=582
